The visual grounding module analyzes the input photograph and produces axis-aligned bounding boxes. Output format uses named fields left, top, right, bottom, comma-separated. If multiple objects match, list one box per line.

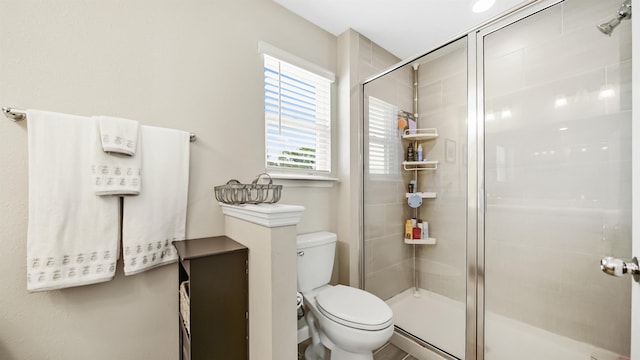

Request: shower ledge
left=405, top=237, right=437, bottom=245
left=219, top=203, right=305, bottom=228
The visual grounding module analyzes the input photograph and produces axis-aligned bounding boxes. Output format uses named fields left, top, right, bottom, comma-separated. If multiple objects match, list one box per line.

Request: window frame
left=260, top=42, right=335, bottom=178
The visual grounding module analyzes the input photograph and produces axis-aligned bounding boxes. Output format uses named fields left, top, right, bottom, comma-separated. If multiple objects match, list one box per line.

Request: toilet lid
left=315, top=285, right=393, bottom=331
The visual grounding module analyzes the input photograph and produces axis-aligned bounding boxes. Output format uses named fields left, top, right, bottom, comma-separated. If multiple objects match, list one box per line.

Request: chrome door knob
left=601, top=256, right=640, bottom=281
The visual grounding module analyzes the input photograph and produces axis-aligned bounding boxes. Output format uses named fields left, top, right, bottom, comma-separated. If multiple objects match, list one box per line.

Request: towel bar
left=3, top=106, right=197, bottom=142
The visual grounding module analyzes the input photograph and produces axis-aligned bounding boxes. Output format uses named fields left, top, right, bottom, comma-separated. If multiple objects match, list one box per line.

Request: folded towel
left=92, top=128, right=141, bottom=196
left=26, top=110, right=120, bottom=292
left=122, top=125, right=190, bottom=276
left=97, top=116, right=139, bottom=156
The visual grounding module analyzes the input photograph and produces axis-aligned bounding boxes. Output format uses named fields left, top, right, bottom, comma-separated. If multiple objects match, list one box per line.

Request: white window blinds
left=368, top=96, right=399, bottom=175
left=264, top=54, right=332, bottom=174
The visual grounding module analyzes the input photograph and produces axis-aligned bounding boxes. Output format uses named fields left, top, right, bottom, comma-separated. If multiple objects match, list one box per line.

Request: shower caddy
left=402, top=127, right=438, bottom=245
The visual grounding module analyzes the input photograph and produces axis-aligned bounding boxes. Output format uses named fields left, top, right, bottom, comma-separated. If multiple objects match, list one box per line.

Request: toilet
left=297, top=232, right=394, bottom=360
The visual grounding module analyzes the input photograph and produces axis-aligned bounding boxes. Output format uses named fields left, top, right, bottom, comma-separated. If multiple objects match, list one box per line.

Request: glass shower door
left=362, top=37, right=469, bottom=359
left=481, top=0, right=632, bottom=359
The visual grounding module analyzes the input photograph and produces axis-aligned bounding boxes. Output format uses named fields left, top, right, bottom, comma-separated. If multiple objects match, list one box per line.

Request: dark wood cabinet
left=174, top=236, right=248, bottom=360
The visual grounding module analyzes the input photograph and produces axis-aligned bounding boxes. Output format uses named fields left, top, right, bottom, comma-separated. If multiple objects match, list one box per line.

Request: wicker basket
left=214, top=173, right=282, bottom=205
left=179, top=281, right=190, bottom=336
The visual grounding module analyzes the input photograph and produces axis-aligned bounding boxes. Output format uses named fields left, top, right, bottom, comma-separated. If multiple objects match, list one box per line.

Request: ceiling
left=273, top=0, right=530, bottom=60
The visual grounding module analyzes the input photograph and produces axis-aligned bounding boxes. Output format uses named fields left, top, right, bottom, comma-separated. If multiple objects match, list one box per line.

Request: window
left=263, top=53, right=332, bottom=174
left=368, top=96, right=400, bottom=175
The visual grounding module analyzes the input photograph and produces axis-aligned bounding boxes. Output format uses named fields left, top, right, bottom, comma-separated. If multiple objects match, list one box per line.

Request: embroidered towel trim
left=92, top=129, right=141, bottom=196
left=97, top=116, right=139, bottom=156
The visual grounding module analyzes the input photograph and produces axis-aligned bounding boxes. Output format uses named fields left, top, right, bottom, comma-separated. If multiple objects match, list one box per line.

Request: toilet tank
left=296, top=232, right=337, bottom=293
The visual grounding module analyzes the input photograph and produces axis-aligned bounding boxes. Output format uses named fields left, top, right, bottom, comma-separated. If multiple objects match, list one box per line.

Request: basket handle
left=251, top=173, right=273, bottom=186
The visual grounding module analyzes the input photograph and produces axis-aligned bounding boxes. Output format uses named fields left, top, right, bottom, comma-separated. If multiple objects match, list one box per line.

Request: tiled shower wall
left=364, top=40, right=467, bottom=301
left=416, top=39, right=469, bottom=303
left=363, top=39, right=469, bottom=303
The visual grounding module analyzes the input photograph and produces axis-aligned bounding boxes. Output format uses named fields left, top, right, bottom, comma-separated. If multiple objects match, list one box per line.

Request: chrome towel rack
left=3, top=106, right=197, bottom=143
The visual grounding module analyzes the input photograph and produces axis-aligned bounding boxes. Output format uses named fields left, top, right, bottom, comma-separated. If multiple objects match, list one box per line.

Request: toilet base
left=304, top=343, right=326, bottom=360
left=325, top=345, right=373, bottom=360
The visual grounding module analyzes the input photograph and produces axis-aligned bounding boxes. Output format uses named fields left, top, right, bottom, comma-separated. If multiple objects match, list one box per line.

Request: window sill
left=267, top=173, right=339, bottom=188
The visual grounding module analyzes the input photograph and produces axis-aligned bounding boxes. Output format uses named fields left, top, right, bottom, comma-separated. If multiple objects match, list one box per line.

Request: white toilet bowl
left=302, top=285, right=393, bottom=360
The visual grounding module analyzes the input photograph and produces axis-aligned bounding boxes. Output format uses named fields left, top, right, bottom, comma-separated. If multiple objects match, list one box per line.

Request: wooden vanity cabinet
left=174, top=236, right=248, bottom=360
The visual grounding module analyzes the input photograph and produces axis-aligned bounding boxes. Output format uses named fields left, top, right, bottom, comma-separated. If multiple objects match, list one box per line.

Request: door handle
left=600, top=256, right=640, bottom=282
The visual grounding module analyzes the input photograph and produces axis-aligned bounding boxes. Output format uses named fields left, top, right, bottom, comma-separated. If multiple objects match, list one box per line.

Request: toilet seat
left=315, top=285, right=393, bottom=331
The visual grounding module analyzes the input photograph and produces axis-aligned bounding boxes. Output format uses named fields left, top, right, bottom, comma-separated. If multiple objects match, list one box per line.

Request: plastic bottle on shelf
left=405, top=220, right=413, bottom=240
left=417, top=144, right=423, bottom=162
left=406, top=142, right=414, bottom=161
left=418, top=220, right=424, bottom=240
left=412, top=225, right=421, bottom=240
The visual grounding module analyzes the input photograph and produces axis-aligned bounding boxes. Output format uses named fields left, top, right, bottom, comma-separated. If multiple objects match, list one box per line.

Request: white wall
left=0, top=0, right=336, bottom=359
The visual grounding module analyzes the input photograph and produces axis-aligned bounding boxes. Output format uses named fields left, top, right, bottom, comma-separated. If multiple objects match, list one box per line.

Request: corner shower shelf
left=405, top=192, right=437, bottom=199
left=404, top=237, right=437, bottom=245
left=402, top=160, right=439, bottom=171
left=402, top=128, right=439, bottom=141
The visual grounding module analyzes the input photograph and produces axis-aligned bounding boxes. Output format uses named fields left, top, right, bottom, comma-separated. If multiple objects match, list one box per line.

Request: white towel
left=26, top=110, right=120, bottom=292
left=97, top=116, right=139, bottom=156
left=92, top=128, right=142, bottom=196
left=122, top=125, right=190, bottom=275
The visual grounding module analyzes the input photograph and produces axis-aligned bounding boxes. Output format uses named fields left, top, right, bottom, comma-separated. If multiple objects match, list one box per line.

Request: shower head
left=598, top=17, right=623, bottom=35
left=598, top=0, right=632, bottom=36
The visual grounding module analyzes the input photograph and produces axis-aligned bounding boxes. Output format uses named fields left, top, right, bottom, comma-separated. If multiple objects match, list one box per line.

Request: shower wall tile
left=419, top=106, right=467, bottom=135
left=607, top=60, right=632, bottom=112
left=365, top=261, right=413, bottom=301
left=418, top=81, right=443, bottom=115
left=365, top=204, right=387, bottom=239
left=384, top=202, right=405, bottom=236
left=359, top=36, right=373, bottom=65
left=441, top=72, right=467, bottom=109
left=363, top=66, right=414, bottom=114
left=411, top=38, right=468, bottom=307
left=523, top=29, right=626, bottom=89
left=484, top=69, right=610, bottom=137
left=484, top=49, right=524, bottom=98
left=484, top=4, right=562, bottom=60
left=364, top=178, right=404, bottom=205
left=368, top=234, right=412, bottom=273
left=372, top=41, right=401, bottom=72
left=417, top=42, right=466, bottom=86
left=484, top=200, right=631, bottom=354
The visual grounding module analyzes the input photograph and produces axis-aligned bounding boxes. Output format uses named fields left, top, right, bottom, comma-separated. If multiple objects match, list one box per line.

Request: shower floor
left=387, top=288, right=625, bottom=360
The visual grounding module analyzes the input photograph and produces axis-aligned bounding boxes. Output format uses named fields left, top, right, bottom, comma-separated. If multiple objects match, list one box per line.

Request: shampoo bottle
left=417, top=144, right=423, bottom=161
left=406, top=142, right=414, bottom=161
left=405, top=220, right=413, bottom=240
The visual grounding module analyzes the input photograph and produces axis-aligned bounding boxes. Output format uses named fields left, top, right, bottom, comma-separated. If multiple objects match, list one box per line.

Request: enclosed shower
left=361, top=0, right=632, bottom=359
